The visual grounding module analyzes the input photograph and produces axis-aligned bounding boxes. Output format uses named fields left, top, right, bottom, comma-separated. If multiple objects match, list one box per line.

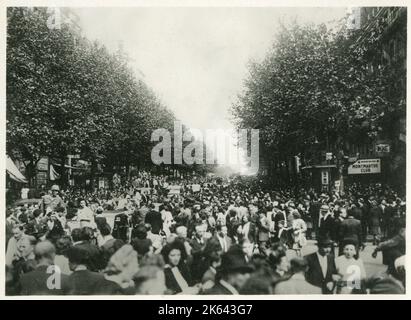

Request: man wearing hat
left=203, top=251, right=254, bottom=295
left=46, top=185, right=65, bottom=212
left=305, top=237, right=338, bottom=294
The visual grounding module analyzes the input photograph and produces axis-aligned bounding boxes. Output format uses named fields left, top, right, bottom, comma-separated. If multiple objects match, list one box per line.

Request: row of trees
left=7, top=8, right=206, bottom=188
left=232, top=16, right=405, bottom=185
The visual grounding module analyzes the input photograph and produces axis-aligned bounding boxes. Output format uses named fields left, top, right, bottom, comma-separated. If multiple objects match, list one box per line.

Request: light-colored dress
left=335, top=255, right=366, bottom=293
left=292, top=218, right=307, bottom=249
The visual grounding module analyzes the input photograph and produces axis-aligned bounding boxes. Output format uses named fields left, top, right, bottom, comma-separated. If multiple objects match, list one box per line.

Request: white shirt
left=217, top=235, right=228, bottom=252
left=77, top=206, right=94, bottom=222
left=335, top=256, right=366, bottom=281
left=316, top=252, right=328, bottom=278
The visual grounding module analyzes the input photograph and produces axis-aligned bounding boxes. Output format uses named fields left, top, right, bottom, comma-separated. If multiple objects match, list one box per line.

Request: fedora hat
left=218, top=252, right=254, bottom=274
left=317, top=236, right=334, bottom=247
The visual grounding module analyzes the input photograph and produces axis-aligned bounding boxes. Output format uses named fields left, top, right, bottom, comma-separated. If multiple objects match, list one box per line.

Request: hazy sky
left=73, top=7, right=348, bottom=133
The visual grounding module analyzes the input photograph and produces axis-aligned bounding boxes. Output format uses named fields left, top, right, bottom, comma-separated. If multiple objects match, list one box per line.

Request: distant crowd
left=5, top=172, right=406, bottom=295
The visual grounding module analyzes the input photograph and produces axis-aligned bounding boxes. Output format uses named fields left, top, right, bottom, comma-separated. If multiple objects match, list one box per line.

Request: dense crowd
left=5, top=172, right=406, bottom=295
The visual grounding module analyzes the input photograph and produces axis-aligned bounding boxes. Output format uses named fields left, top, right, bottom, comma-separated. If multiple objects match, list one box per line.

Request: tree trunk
left=25, top=159, right=36, bottom=188
left=60, top=153, right=67, bottom=189
left=90, top=159, right=97, bottom=190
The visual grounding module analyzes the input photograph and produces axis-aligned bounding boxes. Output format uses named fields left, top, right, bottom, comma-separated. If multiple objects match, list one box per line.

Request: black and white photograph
left=2, top=0, right=408, bottom=298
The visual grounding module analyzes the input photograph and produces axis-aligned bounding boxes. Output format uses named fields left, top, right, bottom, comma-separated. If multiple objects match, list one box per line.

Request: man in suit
left=145, top=203, right=163, bottom=235
left=358, top=198, right=369, bottom=239
left=72, top=227, right=104, bottom=272
left=190, top=224, right=208, bottom=282
left=305, top=237, right=338, bottom=294
left=318, top=205, right=334, bottom=240
left=369, top=200, right=382, bottom=245
left=211, top=224, right=232, bottom=253
left=112, top=209, right=129, bottom=242
left=337, top=209, right=363, bottom=256
left=377, top=200, right=387, bottom=239
left=19, top=241, right=71, bottom=295
left=274, top=257, right=322, bottom=294
left=203, top=251, right=254, bottom=295
left=66, top=246, right=106, bottom=295
left=309, top=200, right=321, bottom=237
left=25, top=209, right=48, bottom=240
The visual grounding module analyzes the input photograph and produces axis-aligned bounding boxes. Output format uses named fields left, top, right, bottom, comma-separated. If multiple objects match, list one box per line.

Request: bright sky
left=73, top=7, right=348, bottom=172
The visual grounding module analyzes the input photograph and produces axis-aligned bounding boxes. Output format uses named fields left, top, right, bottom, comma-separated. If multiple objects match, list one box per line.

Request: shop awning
left=301, top=164, right=337, bottom=170
left=6, top=156, right=28, bottom=183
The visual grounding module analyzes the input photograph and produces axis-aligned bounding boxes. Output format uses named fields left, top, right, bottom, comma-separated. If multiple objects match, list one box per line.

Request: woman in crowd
left=291, top=210, right=307, bottom=256
left=161, top=242, right=199, bottom=294
left=269, top=251, right=291, bottom=286
left=335, top=239, right=367, bottom=294
left=6, top=174, right=406, bottom=296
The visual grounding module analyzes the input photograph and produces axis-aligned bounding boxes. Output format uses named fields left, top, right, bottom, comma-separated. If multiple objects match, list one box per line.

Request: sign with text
left=375, top=144, right=390, bottom=153
left=192, top=184, right=201, bottom=192
left=348, top=159, right=381, bottom=174
left=321, top=170, right=329, bottom=185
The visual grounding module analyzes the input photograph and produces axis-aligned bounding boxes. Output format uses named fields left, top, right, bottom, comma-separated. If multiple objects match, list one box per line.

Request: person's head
left=66, top=246, right=90, bottom=271
left=134, top=265, right=166, bottom=295
left=34, top=241, right=56, bottom=265
left=81, top=227, right=95, bottom=242
left=71, top=228, right=82, bottom=242
left=176, top=225, right=187, bottom=238
left=79, top=199, right=87, bottom=208
left=269, top=252, right=289, bottom=273
left=320, top=205, right=329, bottom=216
left=104, top=244, right=139, bottom=282
left=55, top=235, right=72, bottom=256
left=162, top=244, right=182, bottom=267
left=289, top=257, right=308, bottom=275
left=317, top=238, right=334, bottom=256
left=51, top=185, right=60, bottom=196
left=12, top=225, right=24, bottom=240
left=194, top=224, right=205, bottom=239
left=18, top=236, right=37, bottom=259
left=242, top=214, right=249, bottom=223
left=219, top=253, right=253, bottom=290
left=135, top=224, right=148, bottom=239
left=342, top=240, right=358, bottom=259
left=292, top=210, right=301, bottom=220
left=100, top=223, right=112, bottom=237
left=56, top=207, right=65, bottom=217
left=240, top=275, right=273, bottom=294
left=33, top=209, right=42, bottom=219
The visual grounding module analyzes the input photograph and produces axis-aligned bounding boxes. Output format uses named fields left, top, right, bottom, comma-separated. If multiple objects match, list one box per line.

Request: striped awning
left=6, top=156, right=28, bottom=183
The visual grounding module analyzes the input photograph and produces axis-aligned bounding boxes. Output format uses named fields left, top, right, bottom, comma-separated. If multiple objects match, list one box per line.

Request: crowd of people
left=5, top=172, right=406, bottom=295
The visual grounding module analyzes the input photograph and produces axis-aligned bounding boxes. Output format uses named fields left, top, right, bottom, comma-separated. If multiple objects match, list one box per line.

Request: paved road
left=287, top=240, right=387, bottom=278
left=99, top=212, right=387, bottom=277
